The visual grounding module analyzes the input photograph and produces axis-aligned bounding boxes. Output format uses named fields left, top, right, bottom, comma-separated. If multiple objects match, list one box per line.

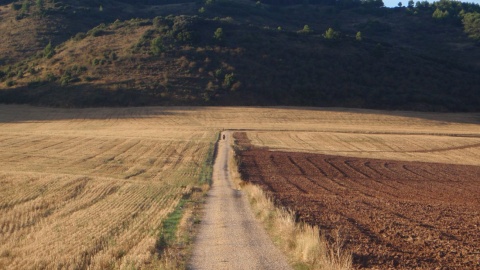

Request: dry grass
left=0, top=105, right=479, bottom=269
left=0, top=106, right=217, bottom=269
left=0, top=4, right=45, bottom=65
left=243, top=185, right=352, bottom=270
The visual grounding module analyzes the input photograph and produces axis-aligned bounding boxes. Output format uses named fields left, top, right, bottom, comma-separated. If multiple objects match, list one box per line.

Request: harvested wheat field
left=234, top=132, right=480, bottom=269
left=0, top=106, right=219, bottom=269
left=0, top=105, right=479, bottom=269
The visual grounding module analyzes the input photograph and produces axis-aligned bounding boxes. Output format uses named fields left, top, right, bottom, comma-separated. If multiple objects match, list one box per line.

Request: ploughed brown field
left=234, top=132, right=480, bottom=269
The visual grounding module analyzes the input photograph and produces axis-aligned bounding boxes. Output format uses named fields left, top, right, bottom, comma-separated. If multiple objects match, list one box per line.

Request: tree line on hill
left=0, top=0, right=479, bottom=111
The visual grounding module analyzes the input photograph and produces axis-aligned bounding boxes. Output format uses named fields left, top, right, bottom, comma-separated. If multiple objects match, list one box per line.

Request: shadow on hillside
left=0, top=84, right=205, bottom=123
left=0, top=84, right=479, bottom=125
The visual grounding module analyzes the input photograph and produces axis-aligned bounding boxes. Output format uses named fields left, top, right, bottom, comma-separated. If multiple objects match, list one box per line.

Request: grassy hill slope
left=0, top=0, right=479, bottom=111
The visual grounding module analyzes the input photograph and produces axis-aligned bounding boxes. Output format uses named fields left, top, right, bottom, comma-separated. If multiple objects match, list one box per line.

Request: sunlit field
left=248, top=130, right=480, bottom=165
left=0, top=105, right=478, bottom=269
left=0, top=106, right=217, bottom=269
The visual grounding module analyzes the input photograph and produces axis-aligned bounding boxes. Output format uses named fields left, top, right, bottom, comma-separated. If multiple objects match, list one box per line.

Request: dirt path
left=189, top=132, right=292, bottom=270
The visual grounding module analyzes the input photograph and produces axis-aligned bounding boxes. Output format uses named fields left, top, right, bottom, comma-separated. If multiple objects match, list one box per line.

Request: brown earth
left=233, top=132, right=480, bottom=269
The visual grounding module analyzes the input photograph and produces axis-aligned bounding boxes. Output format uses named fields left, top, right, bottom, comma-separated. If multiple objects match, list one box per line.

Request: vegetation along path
left=189, top=132, right=292, bottom=270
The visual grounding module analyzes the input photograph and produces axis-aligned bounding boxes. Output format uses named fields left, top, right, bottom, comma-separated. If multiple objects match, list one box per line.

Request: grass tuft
left=198, top=132, right=220, bottom=185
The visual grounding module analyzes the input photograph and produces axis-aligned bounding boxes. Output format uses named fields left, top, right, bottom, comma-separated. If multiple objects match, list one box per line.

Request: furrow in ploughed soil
left=233, top=132, right=480, bottom=270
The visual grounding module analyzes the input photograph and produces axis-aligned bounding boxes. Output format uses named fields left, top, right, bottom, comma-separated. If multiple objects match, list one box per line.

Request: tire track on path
left=189, top=132, right=291, bottom=270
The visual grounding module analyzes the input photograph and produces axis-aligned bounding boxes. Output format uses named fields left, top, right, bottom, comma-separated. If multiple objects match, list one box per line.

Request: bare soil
left=234, top=132, right=480, bottom=269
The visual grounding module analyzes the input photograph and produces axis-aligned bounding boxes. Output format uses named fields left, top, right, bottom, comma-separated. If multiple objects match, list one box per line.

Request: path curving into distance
left=189, top=132, right=292, bottom=270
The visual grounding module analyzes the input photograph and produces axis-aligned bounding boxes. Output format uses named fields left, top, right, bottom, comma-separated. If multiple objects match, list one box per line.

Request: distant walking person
left=222, top=134, right=226, bottom=140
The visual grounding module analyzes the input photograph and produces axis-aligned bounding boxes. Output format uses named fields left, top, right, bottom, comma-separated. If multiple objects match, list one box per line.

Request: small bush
left=298, top=25, right=313, bottom=34
left=92, top=59, right=106, bottom=66
left=87, top=24, right=107, bottom=37
left=43, top=41, right=54, bottom=58
left=176, top=31, right=192, bottom=43
left=151, top=37, right=165, bottom=55
left=213, top=28, right=224, bottom=42
left=223, top=73, right=235, bottom=88
left=16, top=70, right=24, bottom=79
left=356, top=31, right=362, bottom=41
left=214, top=68, right=223, bottom=78
left=60, top=73, right=72, bottom=86
left=21, top=0, right=30, bottom=13
left=45, top=73, right=57, bottom=82
left=323, top=28, right=340, bottom=39
left=27, top=66, right=37, bottom=75
left=73, top=32, right=86, bottom=41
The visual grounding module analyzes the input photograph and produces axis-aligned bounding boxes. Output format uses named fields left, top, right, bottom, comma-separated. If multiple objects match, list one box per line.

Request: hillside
left=0, top=0, right=479, bottom=111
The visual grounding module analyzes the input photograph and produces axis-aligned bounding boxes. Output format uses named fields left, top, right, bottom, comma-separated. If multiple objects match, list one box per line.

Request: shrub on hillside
left=356, top=31, right=362, bottom=41
left=87, top=24, right=107, bottom=37
left=432, top=8, right=449, bottom=20
left=463, top=12, right=480, bottom=40
left=213, top=27, right=224, bottom=42
left=43, top=41, right=54, bottom=59
left=6, top=80, right=15, bottom=87
left=21, top=0, right=30, bottom=13
left=223, top=73, right=235, bottom=88
left=151, top=37, right=165, bottom=55
left=73, top=32, right=87, bottom=41
left=323, top=28, right=340, bottom=39
left=297, top=25, right=313, bottom=34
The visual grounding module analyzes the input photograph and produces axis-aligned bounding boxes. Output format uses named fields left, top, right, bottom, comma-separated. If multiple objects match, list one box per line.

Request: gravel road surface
left=189, top=132, right=292, bottom=270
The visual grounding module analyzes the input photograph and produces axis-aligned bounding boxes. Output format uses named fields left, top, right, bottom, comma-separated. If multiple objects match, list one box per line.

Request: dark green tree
left=415, top=0, right=430, bottom=9
left=362, top=0, right=384, bottom=8
left=463, top=12, right=480, bottom=40
left=432, top=8, right=449, bottom=20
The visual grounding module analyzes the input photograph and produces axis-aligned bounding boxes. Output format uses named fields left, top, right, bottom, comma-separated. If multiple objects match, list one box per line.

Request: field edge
left=230, top=131, right=352, bottom=270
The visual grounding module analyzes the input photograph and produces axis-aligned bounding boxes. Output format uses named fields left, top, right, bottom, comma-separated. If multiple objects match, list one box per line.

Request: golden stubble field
left=0, top=105, right=479, bottom=269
